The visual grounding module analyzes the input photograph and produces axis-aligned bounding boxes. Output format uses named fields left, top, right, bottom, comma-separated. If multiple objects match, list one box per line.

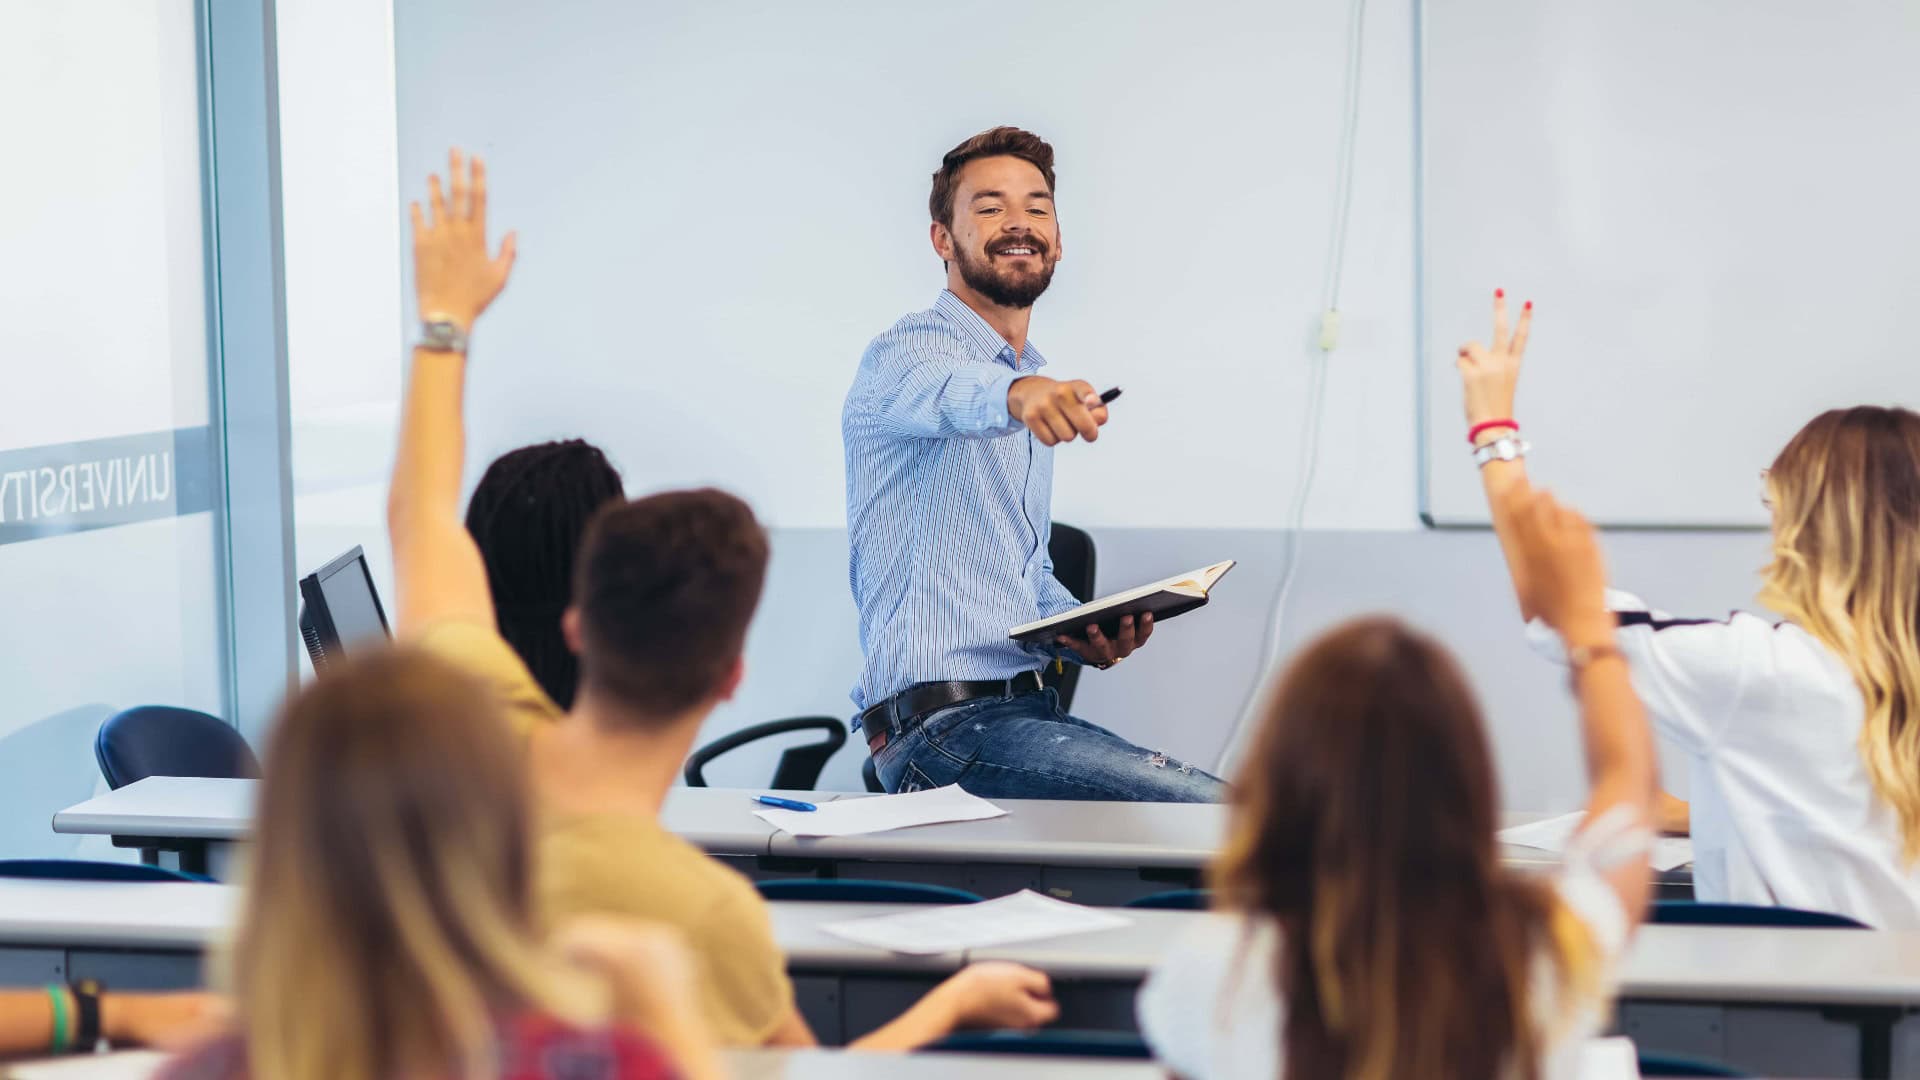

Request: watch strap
left=1472, top=436, right=1531, bottom=468
left=70, top=979, right=102, bottom=1049
left=417, top=317, right=470, bottom=354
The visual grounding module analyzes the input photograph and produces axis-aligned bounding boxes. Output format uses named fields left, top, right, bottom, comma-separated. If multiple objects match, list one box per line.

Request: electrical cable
left=1213, top=0, right=1370, bottom=773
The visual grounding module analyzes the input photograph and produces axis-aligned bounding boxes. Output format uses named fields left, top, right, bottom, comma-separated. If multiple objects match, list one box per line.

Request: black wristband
left=70, top=979, right=103, bottom=1048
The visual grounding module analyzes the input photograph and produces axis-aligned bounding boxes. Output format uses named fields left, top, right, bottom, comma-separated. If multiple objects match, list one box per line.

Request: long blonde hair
left=227, top=647, right=594, bottom=1080
left=1216, top=619, right=1598, bottom=1080
left=1759, top=406, right=1920, bottom=859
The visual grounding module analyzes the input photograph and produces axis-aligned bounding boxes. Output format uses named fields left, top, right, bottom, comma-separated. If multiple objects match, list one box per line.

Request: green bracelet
left=46, top=984, right=70, bottom=1053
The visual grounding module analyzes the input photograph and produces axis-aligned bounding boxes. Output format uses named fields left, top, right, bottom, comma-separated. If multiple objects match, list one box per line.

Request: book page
left=821, top=890, right=1131, bottom=955
left=1499, top=811, right=1692, bottom=873
left=753, top=784, right=1007, bottom=837
left=1010, top=560, right=1235, bottom=635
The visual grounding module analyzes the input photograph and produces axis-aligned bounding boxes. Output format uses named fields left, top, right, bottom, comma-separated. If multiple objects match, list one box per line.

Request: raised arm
left=387, top=149, right=518, bottom=635
left=1508, top=489, right=1658, bottom=922
left=1456, top=290, right=1540, bottom=620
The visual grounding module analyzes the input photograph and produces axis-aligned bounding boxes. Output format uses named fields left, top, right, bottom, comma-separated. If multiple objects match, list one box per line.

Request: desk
left=0, top=885, right=1910, bottom=1076
left=0, top=1047, right=1162, bottom=1080
left=727, top=1047, right=1162, bottom=1079
left=50, top=778, right=799, bottom=882
left=0, top=879, right=229, bottom=990
left=54, top=781, right=1689, bottom=903
left=769, top=901, right=1918, bottom=1077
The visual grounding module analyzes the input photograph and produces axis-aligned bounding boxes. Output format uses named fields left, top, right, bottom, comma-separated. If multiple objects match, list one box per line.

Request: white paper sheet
left=1578, top=1036, right=1641, bottom=1079
left=753, top=784, right=1007, bottom=838
left=3, top=1051, right=168, bottom=1080
left=821, top=889, right=1131, bottom=955
left=1500, top=811, right=1693, bottom=873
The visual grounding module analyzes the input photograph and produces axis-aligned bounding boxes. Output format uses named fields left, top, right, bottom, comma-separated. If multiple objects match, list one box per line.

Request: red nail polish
left=1524, top=301, right=1533, bottom=311
left=1495, top=288, right=1505, bottom=299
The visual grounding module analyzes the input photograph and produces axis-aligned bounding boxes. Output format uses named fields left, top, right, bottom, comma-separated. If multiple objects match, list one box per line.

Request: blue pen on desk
left=753, top=795, right=817, bottom=812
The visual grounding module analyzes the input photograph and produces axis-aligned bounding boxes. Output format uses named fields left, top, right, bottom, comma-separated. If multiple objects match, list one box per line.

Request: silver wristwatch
left=417, top=317, right=470, bottom=354
left=1472, top=435, right=1530, bottom=468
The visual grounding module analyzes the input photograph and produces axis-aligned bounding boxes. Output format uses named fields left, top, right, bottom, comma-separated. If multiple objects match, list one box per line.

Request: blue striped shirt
left=843, top=290, right=1082, bottom=712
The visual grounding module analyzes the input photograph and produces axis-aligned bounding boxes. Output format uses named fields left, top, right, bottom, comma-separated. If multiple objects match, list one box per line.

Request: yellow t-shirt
left=415, top=619, right=796, bottom=1047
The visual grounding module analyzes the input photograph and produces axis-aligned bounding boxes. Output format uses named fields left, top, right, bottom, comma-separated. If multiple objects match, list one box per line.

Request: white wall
left=277, top=0, right=404, bottom=637
left=392, top=0, right=1420, bottom=533
left=262, top=0, right=1778, bottom=811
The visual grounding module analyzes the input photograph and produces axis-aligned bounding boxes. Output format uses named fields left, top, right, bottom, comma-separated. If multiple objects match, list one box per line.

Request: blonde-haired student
left=1460, top=291, right=1920, bottom=927
left=1139, top=489, right=1658, bottom=1080
left=158, top=648, right=719, bottom=1080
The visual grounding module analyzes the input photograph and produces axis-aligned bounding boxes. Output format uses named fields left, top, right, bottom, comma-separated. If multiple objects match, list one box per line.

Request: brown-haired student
left=387, top=149, right=1058, bottom=1049
left=1139, top=488, right=1658, bottom=1080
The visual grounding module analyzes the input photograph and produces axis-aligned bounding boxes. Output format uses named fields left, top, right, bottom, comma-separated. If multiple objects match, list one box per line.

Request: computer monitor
left=298, top=546, right=391, bottom=671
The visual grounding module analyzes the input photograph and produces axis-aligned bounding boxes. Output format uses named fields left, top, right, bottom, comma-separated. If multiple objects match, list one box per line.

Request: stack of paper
left=822, top=890, right=1131, bottom=956
left=1500, top=811, right=1693, bottom=873
left=753, top=784, right=1006, bottom=838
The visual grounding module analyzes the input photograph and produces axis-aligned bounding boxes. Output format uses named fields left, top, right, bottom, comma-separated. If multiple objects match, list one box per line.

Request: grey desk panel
left=0, top=947, right=65, bottom=986
left=1620, top=927, right=1920, bottom=1007
left=726, top=1048, right=1165, bottom=1080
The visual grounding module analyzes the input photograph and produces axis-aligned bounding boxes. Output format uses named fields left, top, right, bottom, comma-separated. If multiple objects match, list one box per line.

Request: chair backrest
left=755, top=879, right=982, bottom=905
left=1651, top=901, right=1868, bottom=928
left=928, top=1030, right=1151, bottom=1059
left=1042, top=522, right=1098, bottom=713
left=1637, top=1051, right=1751, bottom=1077
left=1124, top=888, right=1212, bottom=911
left=683, top=716, right=848, bottom=789
left=0, top=859, right=209, bottom=883
left=860, top=755, right=885, bottom=793
left=94, top=706, right=261, bottom=790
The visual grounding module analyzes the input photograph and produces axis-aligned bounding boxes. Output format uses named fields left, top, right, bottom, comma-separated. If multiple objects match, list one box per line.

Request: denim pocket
left=897, top=759, right=938, bottom=793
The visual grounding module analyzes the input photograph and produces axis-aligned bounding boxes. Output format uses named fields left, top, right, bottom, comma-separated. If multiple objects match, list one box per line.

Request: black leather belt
left=862, top=670, right=1046, bottom=755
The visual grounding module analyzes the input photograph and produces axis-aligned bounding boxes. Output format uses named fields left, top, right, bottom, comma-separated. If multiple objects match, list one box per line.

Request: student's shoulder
left=412, top=616, right=564, bottom=733
left=538, top=814, right=766, bottom=927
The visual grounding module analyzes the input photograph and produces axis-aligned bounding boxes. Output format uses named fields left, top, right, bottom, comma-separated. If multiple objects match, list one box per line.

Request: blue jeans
left=870, top=688, right=1225, bottom=802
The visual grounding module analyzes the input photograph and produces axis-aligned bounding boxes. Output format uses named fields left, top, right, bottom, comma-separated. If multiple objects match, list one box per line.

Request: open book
left=1009, top=560, right=1235, bottom=644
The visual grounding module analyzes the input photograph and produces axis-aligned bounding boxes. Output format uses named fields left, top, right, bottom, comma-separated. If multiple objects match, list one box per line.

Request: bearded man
left=840, top=126, right=1224, bottom=803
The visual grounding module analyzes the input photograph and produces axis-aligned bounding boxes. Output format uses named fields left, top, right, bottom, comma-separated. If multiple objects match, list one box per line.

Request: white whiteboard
left=393, top=0, right=1417, bottom=531
left=1421, top=0, right=1920, bottom=526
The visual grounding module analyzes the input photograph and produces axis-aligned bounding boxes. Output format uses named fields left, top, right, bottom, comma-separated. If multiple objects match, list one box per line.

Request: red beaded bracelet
left=1468, top=419, right=1519, bottom=444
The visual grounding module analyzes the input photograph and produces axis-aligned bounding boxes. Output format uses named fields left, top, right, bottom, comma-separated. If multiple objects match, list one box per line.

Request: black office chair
left=0, top=859, right=209, bottom=884
left=1637, top=1052, right=1751, bottom=1077
left=94, top=706, right=260, bottom=791
left=683, top=716, right=847, bottom=790
left=1650, top=901, right=1868, bottom=928
left=1042, top=522, right=1097, bottom=714
left=1124, top=888, right=1212, bottom=911
left=928, top=1030, right=1151, bottom=1059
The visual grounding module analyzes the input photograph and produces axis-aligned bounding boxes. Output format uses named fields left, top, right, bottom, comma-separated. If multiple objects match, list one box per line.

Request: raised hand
left=1455, top=290, right=1533, bottom=434
left=410, top=148, right=518, bottom=332
left=1008, top=376, right=1109, bottom=446
left=1507, top=489, right=1611, bottom=645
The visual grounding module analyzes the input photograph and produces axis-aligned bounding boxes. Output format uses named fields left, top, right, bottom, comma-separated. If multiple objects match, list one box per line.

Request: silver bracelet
left=1472, top=435, right=1530, bottom=468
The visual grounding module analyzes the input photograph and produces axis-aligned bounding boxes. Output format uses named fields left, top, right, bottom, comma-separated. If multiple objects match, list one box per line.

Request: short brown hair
left=929, top=126, right=1056, bottom=229
left=572, top=488, right=769, bottom=721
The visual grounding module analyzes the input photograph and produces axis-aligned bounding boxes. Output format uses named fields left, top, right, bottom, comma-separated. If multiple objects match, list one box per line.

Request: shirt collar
left=932, top=290, right=1046, bottom=372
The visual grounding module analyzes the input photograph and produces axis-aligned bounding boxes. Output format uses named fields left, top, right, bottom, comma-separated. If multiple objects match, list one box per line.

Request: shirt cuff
left=971, top=364, right=1024, bottom=435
